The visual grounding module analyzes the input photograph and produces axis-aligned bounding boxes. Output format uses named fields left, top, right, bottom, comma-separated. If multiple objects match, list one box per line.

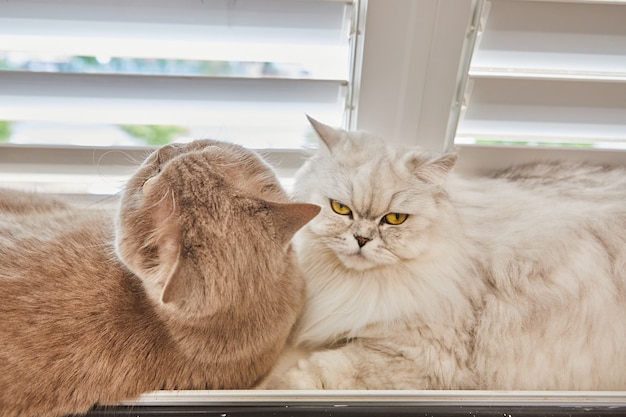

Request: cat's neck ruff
left=292, top=229, right=479, bottom=348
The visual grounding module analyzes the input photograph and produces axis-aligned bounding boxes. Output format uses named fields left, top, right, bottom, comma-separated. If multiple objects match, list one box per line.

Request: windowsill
left=88, top=390, right=626, bottom=416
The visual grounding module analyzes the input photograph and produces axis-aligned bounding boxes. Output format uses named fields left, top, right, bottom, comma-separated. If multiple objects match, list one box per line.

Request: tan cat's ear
left=406, top=152, right=457, bottom=185
left=306, top=115, right=344, bottom=150
left=160, top=258, right=190, bottom=305
left=266, top=201, right=321, bottom=246
left=141, top=180, right=185, bottom=305
left=142, top=176, right=158, bottom=195
left=150, top=221, right=184, bottom=306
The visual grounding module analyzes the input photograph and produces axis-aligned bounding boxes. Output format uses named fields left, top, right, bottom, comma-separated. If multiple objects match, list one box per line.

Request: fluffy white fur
left=264, top=117, right=626, bottom=390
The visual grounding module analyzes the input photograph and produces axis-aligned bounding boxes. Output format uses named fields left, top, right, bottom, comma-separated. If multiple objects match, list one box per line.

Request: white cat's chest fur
left=292, top=228, right=479, bottom=347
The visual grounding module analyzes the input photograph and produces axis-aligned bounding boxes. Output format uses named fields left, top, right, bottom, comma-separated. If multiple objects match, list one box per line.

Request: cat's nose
left=354, top=235, right=371, bottom=248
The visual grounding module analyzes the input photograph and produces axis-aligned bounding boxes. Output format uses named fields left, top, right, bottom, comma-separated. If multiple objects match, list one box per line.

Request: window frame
left=354, top=0, right=626, bottom=174
left=3, top=0, right=625, bottom=196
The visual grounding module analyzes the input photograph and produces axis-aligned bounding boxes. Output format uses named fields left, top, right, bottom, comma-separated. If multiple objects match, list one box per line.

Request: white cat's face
left=293, top=118, right=456, bottom=271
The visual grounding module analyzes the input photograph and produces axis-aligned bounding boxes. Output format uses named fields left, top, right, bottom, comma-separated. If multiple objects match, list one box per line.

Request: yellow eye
left=383, top=213, right=409, bottom=225
left=330, top=200, right=352, bottom=216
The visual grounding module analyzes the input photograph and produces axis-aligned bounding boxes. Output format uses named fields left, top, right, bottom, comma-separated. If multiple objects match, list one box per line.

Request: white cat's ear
left=406, top=152, right=457, bottom=185
left=306, top=115, right=344, bottom=150
left=265, top=201, right=321, bottom=246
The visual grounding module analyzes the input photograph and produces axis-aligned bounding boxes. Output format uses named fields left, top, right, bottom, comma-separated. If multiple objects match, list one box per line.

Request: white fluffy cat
left=264, top=117, right=626, bottom=390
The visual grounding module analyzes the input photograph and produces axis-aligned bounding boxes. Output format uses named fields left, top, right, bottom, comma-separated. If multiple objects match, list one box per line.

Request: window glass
left=0, top=0, right=352, bottom=149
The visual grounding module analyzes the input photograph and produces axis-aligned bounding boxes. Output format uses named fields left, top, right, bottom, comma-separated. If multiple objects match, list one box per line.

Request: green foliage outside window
left=0, top=121, right=12, bottom=142
left=119, top=125, right=189, bottom=146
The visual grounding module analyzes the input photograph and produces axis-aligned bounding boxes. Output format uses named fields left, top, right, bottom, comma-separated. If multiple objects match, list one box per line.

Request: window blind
left=455, top=0, right=626, bottom=150
left=0, top=0, right=355, bottom=194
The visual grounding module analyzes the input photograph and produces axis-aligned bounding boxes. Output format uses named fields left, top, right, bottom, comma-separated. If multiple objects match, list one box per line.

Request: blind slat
left=459, top=77, right=626, bottom=145
left=457, top=0, right=626, bottom=149
left=0, top=71, right=345, bottom=125
left=0, top=0, right=353, bottom=152
left=0, top=71, right=345, bottom=148
left=0, top=0, right=350, bottom=78
left=471, top=0, right=626, bottom=77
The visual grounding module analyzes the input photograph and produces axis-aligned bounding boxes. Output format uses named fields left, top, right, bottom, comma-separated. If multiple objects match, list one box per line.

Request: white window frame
left=3, top=0, right=625, bottom=195
left=355, top=0, right=626, bottom=176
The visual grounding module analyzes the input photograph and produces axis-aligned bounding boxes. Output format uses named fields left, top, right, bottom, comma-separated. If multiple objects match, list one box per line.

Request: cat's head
left=115, top=140, right=320, bottom=319
left=293, top=117, right=456, bottom=271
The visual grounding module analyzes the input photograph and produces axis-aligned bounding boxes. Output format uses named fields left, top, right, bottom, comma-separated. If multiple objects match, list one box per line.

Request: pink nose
left=354, top=235, right=371, bottom=248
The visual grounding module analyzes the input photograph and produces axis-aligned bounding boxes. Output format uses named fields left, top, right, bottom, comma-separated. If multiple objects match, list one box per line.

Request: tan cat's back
left=0, top=140, right=319, bottom=417
left=0, top=189, right=74, bottom=245
left=0, top=191, right=165, bottom=414
left=0, top=187, right=70, bottom=214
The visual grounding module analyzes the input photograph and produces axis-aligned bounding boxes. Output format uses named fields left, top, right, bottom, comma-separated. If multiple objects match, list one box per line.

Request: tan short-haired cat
left=0, top=140, right=319, bottom=417
left=263, top=117, right=626, bottom=391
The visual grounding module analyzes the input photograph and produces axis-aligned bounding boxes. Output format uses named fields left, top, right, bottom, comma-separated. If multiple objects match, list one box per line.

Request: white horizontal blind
left=455, top=0, right=626, bottom=150
left=0, top=0, right=352, bottom=149
left=0, top=0, right=356, bottom=194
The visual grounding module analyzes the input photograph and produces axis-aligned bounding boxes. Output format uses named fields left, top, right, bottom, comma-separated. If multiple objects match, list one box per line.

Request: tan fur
left=0, top=140, right=319, bottom=417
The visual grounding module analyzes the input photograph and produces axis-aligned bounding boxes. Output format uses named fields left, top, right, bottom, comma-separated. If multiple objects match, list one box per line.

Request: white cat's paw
left=264, top=358, right=324, bottom=389
left=264, top=350, right=354, bottom=390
